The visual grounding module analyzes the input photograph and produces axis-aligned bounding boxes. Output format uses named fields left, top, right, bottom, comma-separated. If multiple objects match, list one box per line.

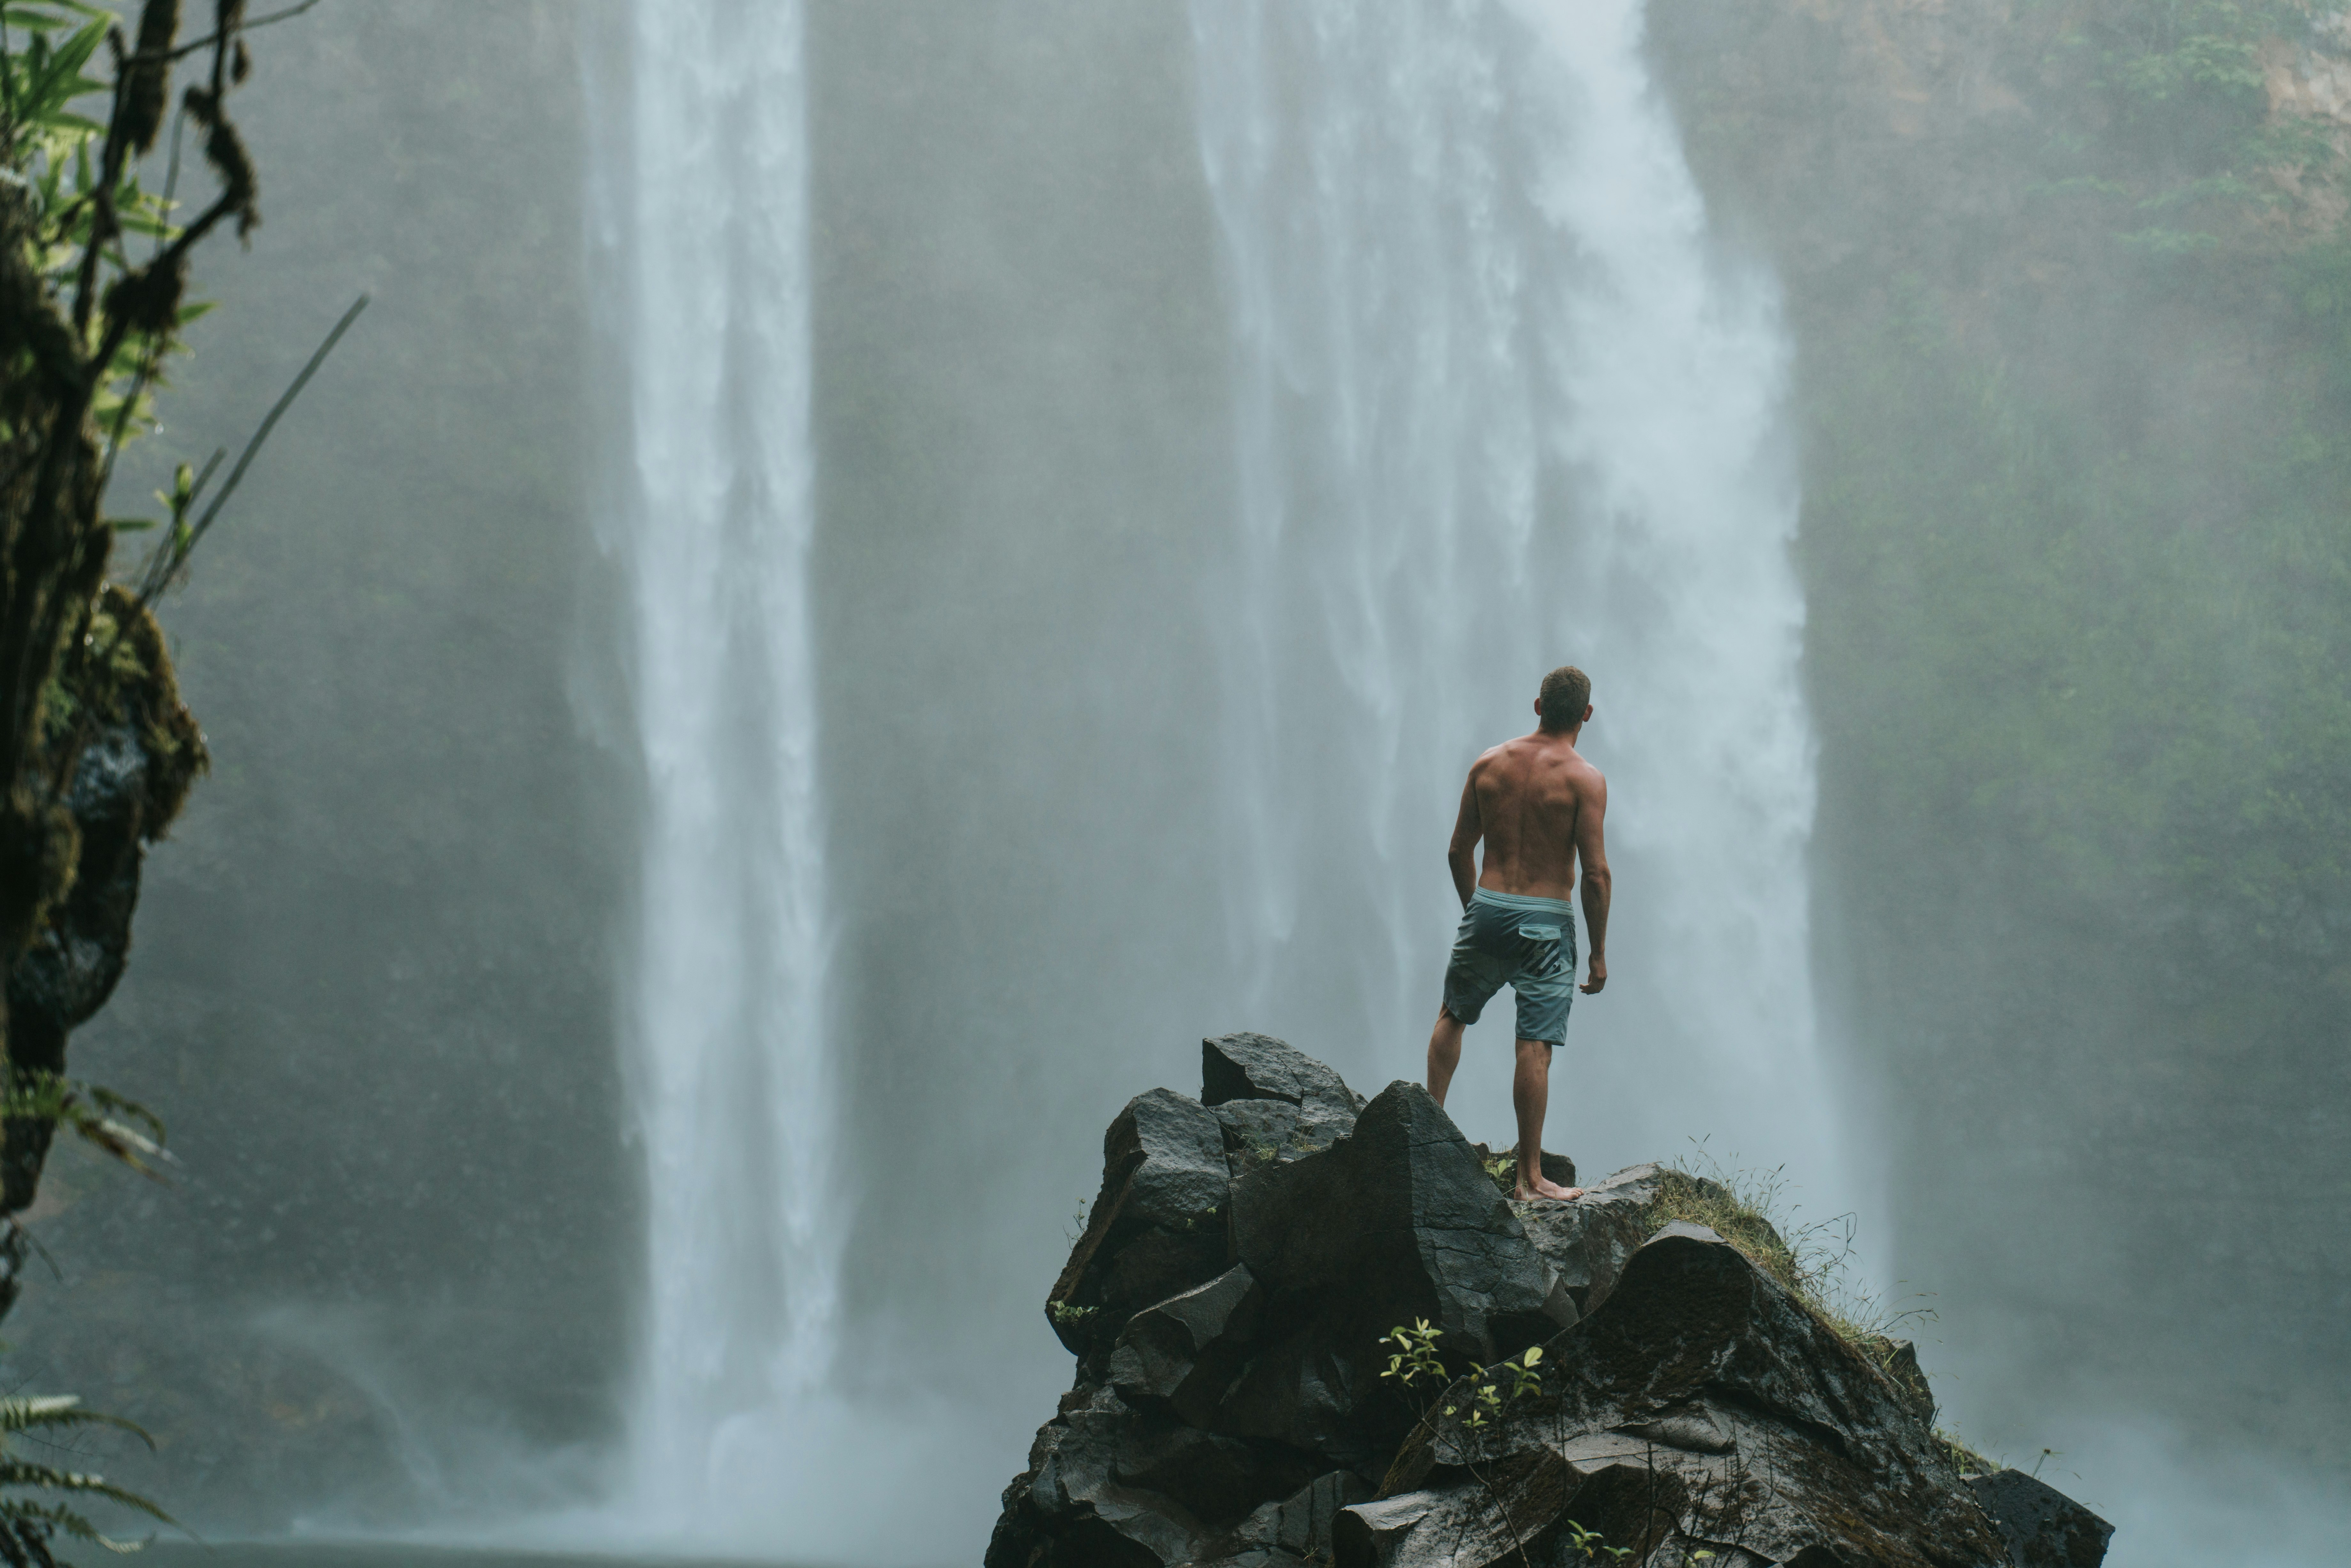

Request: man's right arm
left=1575, top=771, right=1610, bottom=994
left=1447, top=769, right=1483, bottom=908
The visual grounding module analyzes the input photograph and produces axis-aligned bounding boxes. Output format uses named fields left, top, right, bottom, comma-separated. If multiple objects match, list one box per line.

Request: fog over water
left=9, top=3, right=2349, bottom=1566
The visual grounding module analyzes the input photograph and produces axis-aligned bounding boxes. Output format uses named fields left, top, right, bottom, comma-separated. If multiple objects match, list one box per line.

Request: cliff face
left=987, top=1036, right=2108, bottom=1568
left=1647, top=0, right=2351, bottom=1463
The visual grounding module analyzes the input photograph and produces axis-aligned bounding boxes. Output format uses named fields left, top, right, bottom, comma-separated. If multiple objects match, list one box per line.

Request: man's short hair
left=1539, top=665, right=1591, bottom=732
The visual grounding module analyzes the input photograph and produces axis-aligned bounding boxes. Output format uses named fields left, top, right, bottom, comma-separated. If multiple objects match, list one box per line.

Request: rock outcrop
left=988, top=1036, right=2113, bottom=1568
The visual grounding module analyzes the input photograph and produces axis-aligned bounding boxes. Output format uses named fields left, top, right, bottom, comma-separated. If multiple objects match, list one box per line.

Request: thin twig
left=0, top=16, right=17, bottom=164
left=151, top=104, right=184, bottom=261
left=153, top=0, right=324, bottom=65
left=136, top=291, right=367, bottom=607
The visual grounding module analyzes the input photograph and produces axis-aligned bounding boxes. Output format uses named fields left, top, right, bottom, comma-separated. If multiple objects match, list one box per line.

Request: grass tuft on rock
left=1936, top=1428, right=1999, bottom=1479
left=1638, top=1151, right=2000, bottom=1471
left=1639, top=1155, right=1915, bottom=1353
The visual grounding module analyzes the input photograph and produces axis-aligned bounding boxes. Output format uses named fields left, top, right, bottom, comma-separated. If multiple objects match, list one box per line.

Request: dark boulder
left=1203, top=1032, right=1364, bottom=1119
left=1355, top=1221, right=2017, bottom=1568
left=1048, top=1088, right=1232, bottom=1359
left=994, top=1041, right=2113, bottom=1568
left=1217, top=1082, right=1575, bottom=1458
left=1508, top=1159, right=1678, bottom=1316
left=1337, top=1446, right=1681, bottom=1568
left=1234, top=1469, right=1373, bottom=1563
left=1205, top=1033, right=1363, bottom=1180
left=1109, top=1263, right=1265, bottom=1428
left=987, top=1385, right=1325, bottom=1568
left=1968, top=1469, right=2115, bottom=1568
left=1230, top=1081, right=1576, bottom=1360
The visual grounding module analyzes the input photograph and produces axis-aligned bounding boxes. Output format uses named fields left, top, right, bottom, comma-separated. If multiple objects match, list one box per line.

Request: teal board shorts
left=1441, top=888, right=1577, bottom=1047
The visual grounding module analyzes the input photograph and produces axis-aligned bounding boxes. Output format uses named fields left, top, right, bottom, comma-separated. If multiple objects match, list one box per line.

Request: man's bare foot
left=1514, top=1176, right=1584, bottom=1202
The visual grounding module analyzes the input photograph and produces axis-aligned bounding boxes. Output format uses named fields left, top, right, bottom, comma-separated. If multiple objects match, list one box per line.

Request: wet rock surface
left=989, top=1039, right=2113, bottom=1568
left=1967, top=1470, right=2115, bottom=1568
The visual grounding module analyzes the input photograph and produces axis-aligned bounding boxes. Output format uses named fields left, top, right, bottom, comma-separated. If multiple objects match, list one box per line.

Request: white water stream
left=579, top=0, right=1843, bottom=1554
left=599, top=0, right=841, bottom=1536
left=1191, top=0, right=1844, bottom=1199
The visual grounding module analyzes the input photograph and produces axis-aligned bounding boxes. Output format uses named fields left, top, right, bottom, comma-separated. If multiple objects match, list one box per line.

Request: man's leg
left=1427, top=1010, right=1466, bottom=1106
left=1512, top=1038, right=1583, bottom=1202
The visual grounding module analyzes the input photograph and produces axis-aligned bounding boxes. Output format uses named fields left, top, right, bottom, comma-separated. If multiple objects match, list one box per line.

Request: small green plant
left=1562, top=1518, right=1635, bottom=1565
left=1380, top=1321, right=1551, bottom=1567
left=1444, top=1345, right=1543, bottom=1432
left=1062, top=1196, right=1089, bottom=1244
left=1644, top=1147, right=2029, bottom=1487
left=0, top=1073, right=170, bottom=1182
left=1380, top=1317, right=1447, bottom=1390
left=0, top=1394, right=175, bottom=1565
left=1047, top=1302, right=1097, bottom=1328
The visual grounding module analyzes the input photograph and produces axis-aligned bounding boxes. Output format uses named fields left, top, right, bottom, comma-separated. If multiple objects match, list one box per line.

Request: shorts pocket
left=1517, top=923, right=1566, bottom=979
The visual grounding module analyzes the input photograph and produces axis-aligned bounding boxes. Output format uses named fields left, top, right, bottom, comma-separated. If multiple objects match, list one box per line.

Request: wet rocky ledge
left=985, top=1033, right=2111, bottom=1568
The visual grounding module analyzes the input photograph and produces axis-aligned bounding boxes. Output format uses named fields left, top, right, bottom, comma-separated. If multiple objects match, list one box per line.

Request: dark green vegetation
left=1652, top=0, right=2351, bottom=1455
left=0, top=0, right=313, bottom=1556
left=8, top=0, right=624, bottom=1533
left=138, top=1553, right=738, bottom=1568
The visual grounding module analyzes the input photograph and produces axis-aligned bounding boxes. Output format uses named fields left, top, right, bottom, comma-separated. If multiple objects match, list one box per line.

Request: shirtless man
left=1426, top=665, right=1611, bottom=1203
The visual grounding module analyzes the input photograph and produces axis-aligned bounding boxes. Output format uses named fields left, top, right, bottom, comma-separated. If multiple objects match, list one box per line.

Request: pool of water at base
left=138, top=1546, right=787, bottom=1568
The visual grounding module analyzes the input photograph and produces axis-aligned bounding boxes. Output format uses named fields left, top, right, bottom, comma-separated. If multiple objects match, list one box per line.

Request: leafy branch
left=0, top=1071, right=169, bottom=1182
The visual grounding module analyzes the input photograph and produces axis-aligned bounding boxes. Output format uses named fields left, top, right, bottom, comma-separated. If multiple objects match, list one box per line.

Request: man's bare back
left=1427, top=669, right=1612, bottom=1204
left=1453, top=732, right=1608, bottom=907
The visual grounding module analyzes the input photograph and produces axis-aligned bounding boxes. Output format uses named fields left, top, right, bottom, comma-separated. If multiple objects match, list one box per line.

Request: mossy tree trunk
left=0, top=0, right=279, bottom=1316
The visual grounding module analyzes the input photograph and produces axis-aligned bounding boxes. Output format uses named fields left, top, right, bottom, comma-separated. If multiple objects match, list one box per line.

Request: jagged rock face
left=990, top=1040, right=2111, bottom=1568
left=1510, top=1160, right=1677, bottom=1316
left=1371, top=1223, right=2011, bottom=1568
left=1049, top=1088, right=1234, bottom=1363
left=1967, top=1469, right=2115, bottom=1568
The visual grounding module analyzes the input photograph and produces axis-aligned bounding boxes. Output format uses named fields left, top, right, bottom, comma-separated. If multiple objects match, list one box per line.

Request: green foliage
left=1381, top=1318, right=1547, bottom=1432
left=1047, top=1301, right=1097, bottom=1328
left=0, top=1393, right=175, bottom=1565
left=2017, top=0, right=2339, bottom=253
left=2, top=1, right=203, bottom=456
left=1379, top=1317, right=1448, bottom=1391
left=1804, top=255, right=2351, bottom=968
left=1561, top=1519, right=1641, bottom=1566
left=0, top=1071, right=168, bottom=1183
left=1379, top=1321, right=1552, bottom=1567
left=1442, top=1344, right=1542, bottom=1433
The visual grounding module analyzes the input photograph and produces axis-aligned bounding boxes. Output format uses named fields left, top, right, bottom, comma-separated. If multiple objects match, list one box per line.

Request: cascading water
left=572, top=0, right=1841, bottom=1552
left=599, top=0, right=840, bottom=1534
left=1189, top=0, right=1844, bottom=1202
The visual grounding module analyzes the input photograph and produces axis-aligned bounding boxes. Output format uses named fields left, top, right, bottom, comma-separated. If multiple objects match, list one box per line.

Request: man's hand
left=1580, top=953, right=1607, bottom=995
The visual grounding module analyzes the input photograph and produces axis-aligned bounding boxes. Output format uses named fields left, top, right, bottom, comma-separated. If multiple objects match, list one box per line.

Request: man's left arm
left=1447, top=769, right=1483, bottom=907
left=1575, top=772, right=1611, bottom=994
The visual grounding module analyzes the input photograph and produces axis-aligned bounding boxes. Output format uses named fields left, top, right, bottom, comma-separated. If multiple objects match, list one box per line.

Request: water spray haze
left=1190, top=0, right=1840, bottom=1203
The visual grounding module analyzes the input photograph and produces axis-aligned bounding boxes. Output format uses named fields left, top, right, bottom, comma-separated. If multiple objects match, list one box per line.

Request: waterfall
left=599, top=0, right=839, bottom=1532
left=1189, top=0, right=1842, bottom=1199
